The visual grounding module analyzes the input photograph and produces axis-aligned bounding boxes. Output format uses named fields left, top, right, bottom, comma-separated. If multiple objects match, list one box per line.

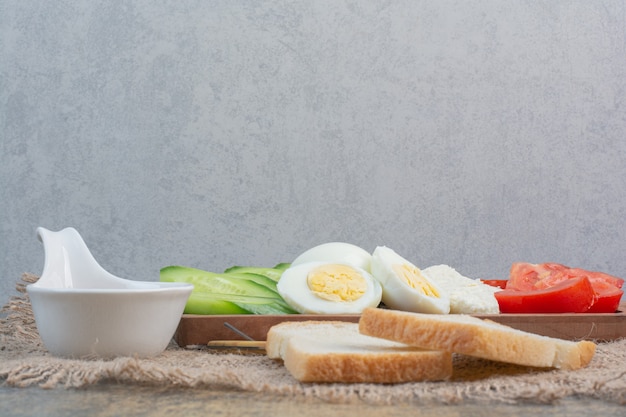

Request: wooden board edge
left=173, top=303, right=626, bottom=347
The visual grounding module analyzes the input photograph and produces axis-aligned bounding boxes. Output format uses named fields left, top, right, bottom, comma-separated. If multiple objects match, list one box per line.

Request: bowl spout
left=35, top=227, right=127, bottom=289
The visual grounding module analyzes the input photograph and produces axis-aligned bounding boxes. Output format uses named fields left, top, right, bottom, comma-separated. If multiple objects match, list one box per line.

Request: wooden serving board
left=173, top=304, right=626, bottom=347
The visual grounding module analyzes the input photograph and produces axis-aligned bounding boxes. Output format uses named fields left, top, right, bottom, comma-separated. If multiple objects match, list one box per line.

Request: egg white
left=370, top=246, right=450, bottom=314
left=291, top=242, right=372, bottom=272
left=276, top=261, right=382, bottom=314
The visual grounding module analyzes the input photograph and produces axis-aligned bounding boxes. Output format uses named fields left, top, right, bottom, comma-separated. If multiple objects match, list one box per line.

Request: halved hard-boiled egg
left=277, top=261, right=382, bottom=314
left=370, top=246, right=450, bottom=314
left=291, top=242, right=372, bottom=272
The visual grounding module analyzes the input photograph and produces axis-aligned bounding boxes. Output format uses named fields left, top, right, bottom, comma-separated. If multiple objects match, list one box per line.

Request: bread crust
left=359, top=308, right=596, bottom=370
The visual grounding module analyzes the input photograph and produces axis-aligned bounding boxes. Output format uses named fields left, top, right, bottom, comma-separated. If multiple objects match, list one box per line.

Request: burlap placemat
left=1, top=273, right=625, bottom=405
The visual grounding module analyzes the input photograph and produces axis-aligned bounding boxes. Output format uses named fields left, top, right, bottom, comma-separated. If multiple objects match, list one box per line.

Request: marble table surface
left=1, top=383, right=622, bottom=417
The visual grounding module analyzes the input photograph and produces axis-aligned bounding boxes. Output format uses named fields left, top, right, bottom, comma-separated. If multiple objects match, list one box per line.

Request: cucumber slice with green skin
left=223, top=271, right=280, bottom=292
left=188, top=286, right=298, bottom=315
left=160, top=265, right=298, bottom=315
left=162, top=266, right=279, bottom=294
left=232, top=301, right=297, bottom=315
left=273, top=263, right=291, bottom=271
left=185, top=293, right=296, bottom=315
left=184, top=295, right=249, bottom=315
left=223, top=266, right=286, bottom=282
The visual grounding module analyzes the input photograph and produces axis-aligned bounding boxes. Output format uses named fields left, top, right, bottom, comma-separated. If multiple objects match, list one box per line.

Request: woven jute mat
left=1, top=273, right=625, bottom=405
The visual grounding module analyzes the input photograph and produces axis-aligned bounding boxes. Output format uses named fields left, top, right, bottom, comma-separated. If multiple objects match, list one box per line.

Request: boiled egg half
left=290, top=242, right=372, bottom=272
left=277, top=261, right=382, bottom=314
left=370, top=246, right=450, bottom=314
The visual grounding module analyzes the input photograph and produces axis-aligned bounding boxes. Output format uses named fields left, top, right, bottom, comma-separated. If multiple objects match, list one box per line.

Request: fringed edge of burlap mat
left=2, top=273, right=625, bottom=406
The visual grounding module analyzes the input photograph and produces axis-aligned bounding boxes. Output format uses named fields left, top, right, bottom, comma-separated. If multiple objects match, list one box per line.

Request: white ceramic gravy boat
left=27, top=227, right=192, bottom=358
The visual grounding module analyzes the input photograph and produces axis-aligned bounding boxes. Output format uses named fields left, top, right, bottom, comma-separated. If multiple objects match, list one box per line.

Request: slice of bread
left=266, top=321, right=452, bottom=383
left=359, top=308, right=596, bottom=370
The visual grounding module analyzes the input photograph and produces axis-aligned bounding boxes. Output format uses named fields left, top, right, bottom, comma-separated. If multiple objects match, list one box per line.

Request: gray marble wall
left=2, top=1, right=625, bottom=303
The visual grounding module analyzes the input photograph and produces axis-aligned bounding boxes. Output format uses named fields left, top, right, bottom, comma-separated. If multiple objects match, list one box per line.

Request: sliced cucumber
left=184, top=295, right=249, bottom=315
left=223, top=265, right=287, bottom=282
left=161, top=266, right=278, bottom=295
left=232, top=300, right=297, bottom=315
left=160, top=265, right=297, bottom=315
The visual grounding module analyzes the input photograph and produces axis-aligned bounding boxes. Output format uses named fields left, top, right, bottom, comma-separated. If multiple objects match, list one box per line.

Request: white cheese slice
left=422, top=264, right=500, bottom=314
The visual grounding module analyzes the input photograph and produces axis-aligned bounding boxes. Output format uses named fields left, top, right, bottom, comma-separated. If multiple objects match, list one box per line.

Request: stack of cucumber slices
left=160, top=264, right=298, bottom=315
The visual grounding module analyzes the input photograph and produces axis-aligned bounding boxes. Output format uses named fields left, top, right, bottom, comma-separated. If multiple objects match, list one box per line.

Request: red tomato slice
left=540, top=269, right=625, bottom=313
left=586, top=280, right=624, bottom=313
left=568, top=268, right=624, bottom=289
left=507, top=262, right=569, bottom=291
left=494, top=276, right=595, bottom=314
left=533, top=269, right=573, bottom=289
left=507, top=262, right=624, bottom=313
left=480, top=279, right=509, bottom=289
left=506, top=263, right=540, bottom=291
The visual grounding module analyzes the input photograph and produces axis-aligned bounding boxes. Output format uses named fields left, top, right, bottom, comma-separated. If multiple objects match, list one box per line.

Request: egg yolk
left=393, top=264, right=440, bottom=297
left=307, top=264, right=367, bottom=302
